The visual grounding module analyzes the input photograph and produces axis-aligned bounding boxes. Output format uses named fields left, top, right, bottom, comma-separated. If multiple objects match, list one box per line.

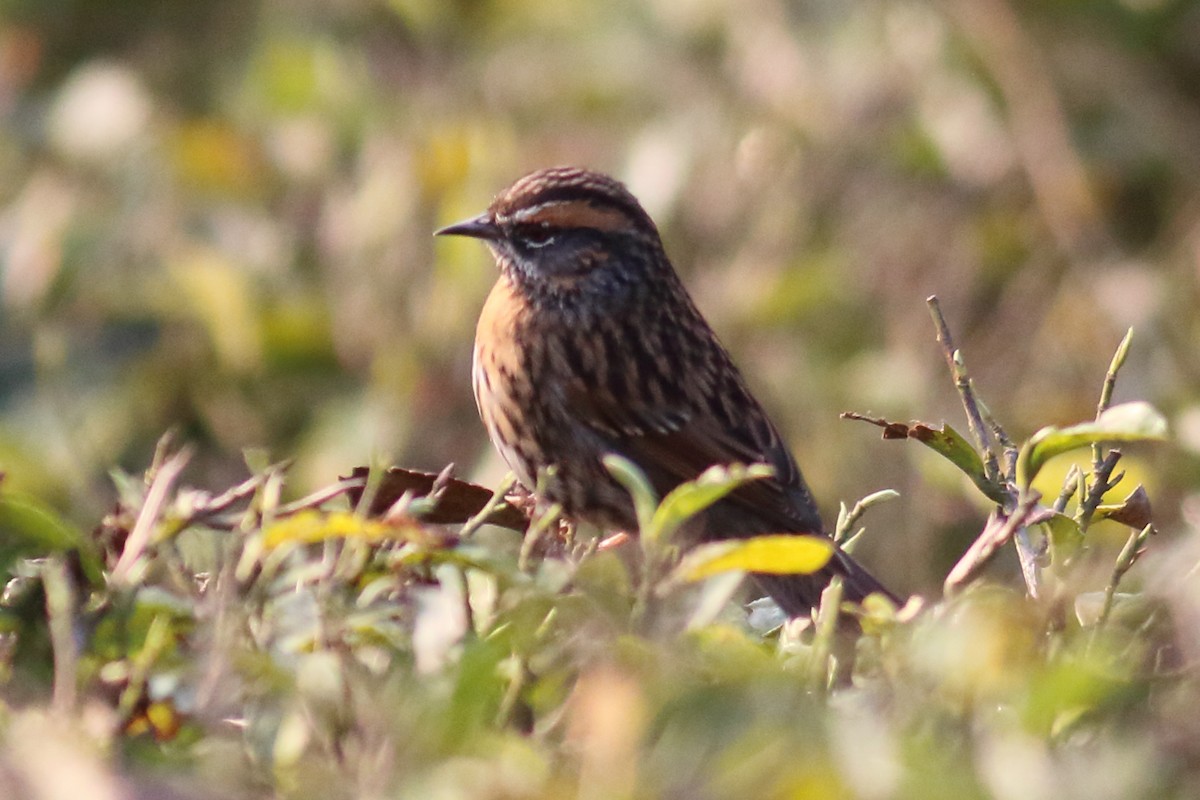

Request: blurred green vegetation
left=2, top=0, right=1200, bottom=796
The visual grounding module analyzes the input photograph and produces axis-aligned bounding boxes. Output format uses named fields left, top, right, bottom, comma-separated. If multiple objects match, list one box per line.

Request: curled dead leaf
left=343, top=466, right=530, bottom=531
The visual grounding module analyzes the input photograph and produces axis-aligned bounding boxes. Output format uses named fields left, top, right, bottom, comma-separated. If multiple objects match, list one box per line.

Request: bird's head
left=436, top=167, right=670, bottom=301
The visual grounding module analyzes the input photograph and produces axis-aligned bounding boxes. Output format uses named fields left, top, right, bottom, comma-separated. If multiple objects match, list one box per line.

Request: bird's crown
left=488, top=167, right=656, bottom=238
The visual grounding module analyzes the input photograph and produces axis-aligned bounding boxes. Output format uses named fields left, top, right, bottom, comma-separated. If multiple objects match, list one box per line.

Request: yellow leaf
left=677, top=535, right=835, bottom=582
left=262, top=510, right=408, bottom=548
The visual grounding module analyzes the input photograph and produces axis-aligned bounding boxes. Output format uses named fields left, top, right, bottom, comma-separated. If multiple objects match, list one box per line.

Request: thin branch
left=809, top=577, right=844, bottom=692
left=1052, top=465, right=1080, bottom=515
left=112, top=446, right=193, bottom=587
left=978, top=397, right=1019, bottom=483
left=927, top=296, right=1003, bottom=489
left=275, top=478, right=365, bottom=517
left=171, top=466, right=287, bottom=530
left=1097, top=328, right=1134, bottom=418
left=460, top=473, right=518, bottom=539
left=945, top=492, right=1047, bottom=596
left=834, top=489, right=899, bottom=547
left=519, top=503, right=563, bottom=574
left=1096, top=523, right=1155, bottom=628
left=1013, top=525, right=1047, bottom=600
left=494, top=655, right=530, bottom=729
left=1077, top=449, right=1123, bottom=534
left=1093, top=328, right=1134, bottom=471
left=42, top=557, right=77, bottom=714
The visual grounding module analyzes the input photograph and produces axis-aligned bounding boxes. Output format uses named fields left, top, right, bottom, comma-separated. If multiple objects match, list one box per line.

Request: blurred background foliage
left=1, top=0, right=1200, bottom=637
left=2, top=1, right=1200, bottom=798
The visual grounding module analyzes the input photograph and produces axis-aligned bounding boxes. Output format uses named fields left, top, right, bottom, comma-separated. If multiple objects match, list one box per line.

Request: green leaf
left=1040, top=511, right=1083, bottom=564
left=1018, top=402, right=1168, bottom=488
left=909, top=423, right=1007, bottom=504
left=0, top=492, right=83, bottom=552
left=649, top=463, right=774, bottom=542
left=602, top=455, right=658, bottom=534
left=842, top=413, right=1007, bottom=504
left=675, top=535, right=835, bottom=582
left=1074, top=591, right=1149, bottom=628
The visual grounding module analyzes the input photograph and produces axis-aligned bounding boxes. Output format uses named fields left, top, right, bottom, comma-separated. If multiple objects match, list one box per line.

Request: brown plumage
left=437, top=166, right=897, bottom=616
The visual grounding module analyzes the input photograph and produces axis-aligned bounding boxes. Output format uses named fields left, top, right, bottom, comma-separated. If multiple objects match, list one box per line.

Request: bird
left=436, top=166, right=898, bottom=617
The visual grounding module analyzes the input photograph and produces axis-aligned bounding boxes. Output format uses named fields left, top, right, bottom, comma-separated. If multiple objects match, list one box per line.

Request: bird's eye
left=520, top=224, right=557, bottom=249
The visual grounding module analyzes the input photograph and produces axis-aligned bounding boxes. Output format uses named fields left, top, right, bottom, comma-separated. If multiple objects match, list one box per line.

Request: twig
left=944, top=492, right=1047, bottom=596
left=1093, top=328, right=1134, bottom=471
left=170, top=467, right=283, bottom=530
left=427, top=463, right=458, bottom=508
left=834, top=489, right=899, bottom=547
left=1013, top=525, right=1047, bottom=600
left=148, top=429, right=179, bottom=475
left=809, top=577, right=844, bottom=691
left=518, top=503, right=563, bottom=573
left=1053, top=465, right=1080, bottom=514
left=1096, top=328, right=1133, bottom=419
left=42, top=557, right=77, bottom=714
left=190, top=473, right=270, bottom=518
left=275, top=478, right=366, bottom=517
left=460, top=473, right=518, bottom=539
left=117, top=613, right=174, bottom=722
left=382, top=491, right=418, bottom=523
left=927, top=296, right=1003, bottom=489
left=1077, top=449, right=1123, bottom=534
left=978, top=397, right=1019, bottom=482
left=112, top=446, right=194, bottom=587
left=351, top=456, right=391, bottom=520
left=494, top=655, right=530, bottom=729
left=1096, top=523, right=1154, bottom=628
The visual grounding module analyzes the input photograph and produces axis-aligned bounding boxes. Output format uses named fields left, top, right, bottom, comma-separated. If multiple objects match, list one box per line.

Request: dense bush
left=2, top=1, right=1199, bottom=797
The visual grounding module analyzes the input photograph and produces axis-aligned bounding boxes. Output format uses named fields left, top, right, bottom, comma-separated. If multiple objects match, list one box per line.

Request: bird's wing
left=565, top=384, right=902, bottom=607
left=565, top=384, right=823, bottom=536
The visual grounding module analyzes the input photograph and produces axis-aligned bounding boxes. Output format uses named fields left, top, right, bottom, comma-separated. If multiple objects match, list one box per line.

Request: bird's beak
left=435, top=214, right=500, bottom=241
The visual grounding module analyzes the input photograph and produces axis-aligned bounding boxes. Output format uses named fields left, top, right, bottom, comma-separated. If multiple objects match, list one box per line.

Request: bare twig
left=1053, top=465, right=1081, bottom=515
left=494, top=655, right=530, bottom=729
left=169, top=466, right=286, bottom=530
left=189, top=472, right=270, bottom=517
left=382, top=491, right=418, bottom=523
left=148, top=429, right=180, bottom=476
left=945, top=493, right=1048, bottom=596
left=112, top=446, right=193, bottom=587
left=427, top=463, right=458, bottom=507
left=1093, top=328, right=1134, bottom=471
left=351, top=456, right=391, bottom=520
left=519, top=503, right=563, bottom=574
left=460, top=473, right=518, bottom=539
left=809, top=577, right=844, bottom=692
left=978, top=397, right=1019, bottom=482
left=1077, top=449, right=1123, bottom=534
left=834, top=489, right=899, bottom=547
left=1013, top=526, right=1048, bottom=599
left=1096, top=329, right=1133, bottom=419
left=927, top=296, right=1003, bottom=489
left=275, top=478, right=366, bottom=517
left=1096, top=523, right=1155, bottom=628
left=42, top=556, right=77, bottom=714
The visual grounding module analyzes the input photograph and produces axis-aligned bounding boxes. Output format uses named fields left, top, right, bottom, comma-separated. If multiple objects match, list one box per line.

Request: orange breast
left=473, top=276, right=536, bottom=486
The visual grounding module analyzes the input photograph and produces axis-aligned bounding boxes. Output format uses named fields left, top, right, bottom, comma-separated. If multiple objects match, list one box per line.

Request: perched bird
left=437, top=167, right=897, bottom=616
